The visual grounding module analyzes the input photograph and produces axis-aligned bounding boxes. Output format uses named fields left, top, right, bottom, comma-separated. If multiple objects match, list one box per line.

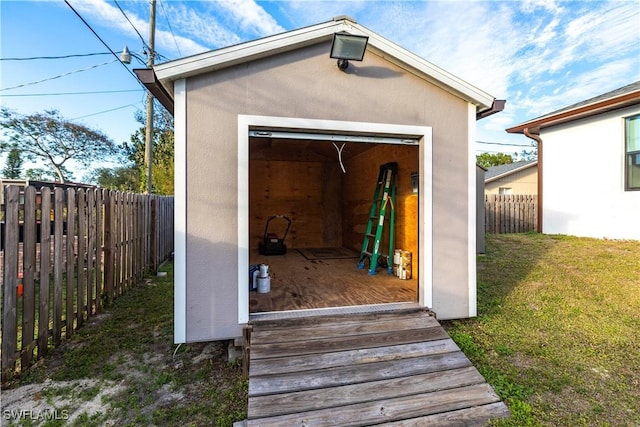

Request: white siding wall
left=542, top=105, right=640, bottom=240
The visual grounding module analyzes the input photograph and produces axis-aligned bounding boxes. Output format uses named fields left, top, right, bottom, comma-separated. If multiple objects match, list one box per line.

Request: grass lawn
left=444, top=233, right=640, bottom=426
left=2, top=234, right=638, bottom=426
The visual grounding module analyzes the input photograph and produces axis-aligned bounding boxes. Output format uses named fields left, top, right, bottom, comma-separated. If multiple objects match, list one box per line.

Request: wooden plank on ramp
left=246, top=309, right=509, bottom=426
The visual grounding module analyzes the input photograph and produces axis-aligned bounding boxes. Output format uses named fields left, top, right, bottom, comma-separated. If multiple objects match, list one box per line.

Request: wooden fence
left=485, top=194, right=538, bottom=234
left=1, top=185, right=174, bottom=380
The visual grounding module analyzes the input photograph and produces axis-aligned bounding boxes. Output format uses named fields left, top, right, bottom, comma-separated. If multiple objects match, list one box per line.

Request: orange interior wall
left=249, top=144, right=418, bottom=265
left=342, top=144, right=419, bottom=263
left=249, top=160, right=342, bottom=249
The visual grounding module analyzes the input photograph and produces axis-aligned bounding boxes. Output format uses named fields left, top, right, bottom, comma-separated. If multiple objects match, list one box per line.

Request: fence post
left=103, top=191, right=114, bottom=305
left=22, top=186, right=37, bottom=369
left=151, top=197, right=158, bottom=274
left=94, top=189, right=103, bottom=314
left=52, top=188, right=64, bottom=347
left=38, top=187, right=51, bottom=358
left=76, top=189, right=86, bottom=328
left=2, top=186, right=19, bottom=379
left=66, top=189, right=76, bottom=339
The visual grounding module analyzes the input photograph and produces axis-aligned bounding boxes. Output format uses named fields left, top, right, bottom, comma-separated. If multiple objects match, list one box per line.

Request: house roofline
left=153, top=17, right=497, bottom=112
left=506, top=87, right=640, bottom=135
left=484, top=160, right=538, bottom=184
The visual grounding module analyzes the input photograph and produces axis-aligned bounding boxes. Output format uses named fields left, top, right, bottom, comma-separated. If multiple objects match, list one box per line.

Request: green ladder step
left=357, top=162, right=397, bottom=275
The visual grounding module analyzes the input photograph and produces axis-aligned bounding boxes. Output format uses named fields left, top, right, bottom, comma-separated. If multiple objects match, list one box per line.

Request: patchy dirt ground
left=1, top=268, right=247, bottom=426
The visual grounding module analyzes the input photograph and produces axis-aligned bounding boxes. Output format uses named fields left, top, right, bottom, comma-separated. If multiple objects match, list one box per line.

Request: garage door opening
left=249, top=134, right=418, bottom=313
left=237, top=116, right=433, bottom=323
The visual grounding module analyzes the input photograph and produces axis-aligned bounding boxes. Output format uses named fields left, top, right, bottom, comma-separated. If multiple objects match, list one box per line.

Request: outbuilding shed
left=145, top=16, right=504, bottom=343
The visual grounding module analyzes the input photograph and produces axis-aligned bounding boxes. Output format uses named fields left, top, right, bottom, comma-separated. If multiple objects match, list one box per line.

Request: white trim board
left=237, top=115, right=433, bottom=324
left=174, top=79, right=187, bottom=344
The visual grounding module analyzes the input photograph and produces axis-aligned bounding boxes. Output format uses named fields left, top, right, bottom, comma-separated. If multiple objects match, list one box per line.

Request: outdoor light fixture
left=119, top=46, right=147, bottom=65
left=330, top=32, right=369, bottom=71
left=120, top=46, right=132, bottom=64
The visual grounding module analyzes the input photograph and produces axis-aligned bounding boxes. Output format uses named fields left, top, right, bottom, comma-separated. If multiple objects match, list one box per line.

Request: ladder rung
left=366, top=233, right=375, bottom=237
left=361, top=250, right=372, bottom=256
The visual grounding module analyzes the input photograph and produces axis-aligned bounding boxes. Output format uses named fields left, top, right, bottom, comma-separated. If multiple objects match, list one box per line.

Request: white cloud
left=162, top=3, right=241, bottom=52
left=214, top=0, right=285, bottom=36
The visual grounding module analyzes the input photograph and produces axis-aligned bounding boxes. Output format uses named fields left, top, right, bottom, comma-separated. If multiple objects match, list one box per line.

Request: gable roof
left=507, top=81, right=640, bottom=135
left=484, top=160, right=537, bottom=183
left=152, top=16, right=498, bottom=114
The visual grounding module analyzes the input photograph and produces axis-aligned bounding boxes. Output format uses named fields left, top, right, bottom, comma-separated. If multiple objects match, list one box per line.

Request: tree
left=476, top=152, right=515, bottom=168
left=2, top=147, right=23, bottom=178
left=124, top=103, right=174, bottom=195
left=518, top=141, right=538, bottom=161
left=0, top=108, right=116, bottom=183
left=25, top=165, right=74, bottom=181
left=87, top=166, right=140, bottom=191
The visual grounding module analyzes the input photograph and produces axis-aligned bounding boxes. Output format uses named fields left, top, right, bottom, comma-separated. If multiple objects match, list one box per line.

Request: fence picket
left=22, top=187, right=37, bottom=368
left=52, top=188, right=64, bottom=346
left=66, top=189, right=76, bottom=338
left=38, top=187, right=51, bottom=358
left=77, top=189, right=86, bottom=328
left=1, top=185, right=174, bottom=379
left=1, top=186, right=19, bottom=379
left=485, top=194, right=538, bottom=234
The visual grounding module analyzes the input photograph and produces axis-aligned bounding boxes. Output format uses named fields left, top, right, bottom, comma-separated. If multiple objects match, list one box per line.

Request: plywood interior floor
left=249, top=247, right=417, bottom=313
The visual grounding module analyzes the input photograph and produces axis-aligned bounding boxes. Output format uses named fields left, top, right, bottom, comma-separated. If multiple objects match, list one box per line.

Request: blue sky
left=1, top=0, right=639, bottom=179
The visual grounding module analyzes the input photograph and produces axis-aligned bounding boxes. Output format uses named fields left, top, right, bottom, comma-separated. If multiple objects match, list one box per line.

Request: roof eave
left=506, top=90, right=640, bottom=134
left=134, top=68, right=174, bottom=114
left=154, top=18, right=497, bottom=111
left=485, top=161, right=538, bottom=183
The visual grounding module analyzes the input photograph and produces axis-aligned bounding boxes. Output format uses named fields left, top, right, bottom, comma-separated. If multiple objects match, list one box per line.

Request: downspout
left=523, top=128, right=543, bottom=233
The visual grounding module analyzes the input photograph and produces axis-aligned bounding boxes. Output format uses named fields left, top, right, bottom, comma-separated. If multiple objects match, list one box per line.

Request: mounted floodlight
left=330, top=33, right=369, bottom=71
left=120, top=46, right=132, bottom=64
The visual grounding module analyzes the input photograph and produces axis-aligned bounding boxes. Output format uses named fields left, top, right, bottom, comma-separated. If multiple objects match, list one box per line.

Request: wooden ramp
left=244, top=309, right=509, bottom=426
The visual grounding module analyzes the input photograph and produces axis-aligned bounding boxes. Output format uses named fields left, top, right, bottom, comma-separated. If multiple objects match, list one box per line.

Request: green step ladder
left=358, top=162, right=397, bottom=275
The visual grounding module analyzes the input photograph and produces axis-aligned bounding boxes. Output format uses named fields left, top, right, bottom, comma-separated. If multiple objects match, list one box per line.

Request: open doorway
left=247, top=130, right=420, bottom=314
left=237, top=115, right=433, bottom=323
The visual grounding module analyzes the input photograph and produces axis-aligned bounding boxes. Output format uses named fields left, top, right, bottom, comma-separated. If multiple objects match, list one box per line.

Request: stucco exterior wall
left=183, top=42, right=472, bottom=341
left=485, top=167, right=538, bottom=194
left=542, top=105, right=640, bottom=239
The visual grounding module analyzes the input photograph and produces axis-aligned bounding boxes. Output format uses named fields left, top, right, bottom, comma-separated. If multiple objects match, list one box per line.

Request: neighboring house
left=141, top=16, right=504, bottom=343
left=484, top=160, right=538, bottom=195
left=507, top=81, right=640, bottom=240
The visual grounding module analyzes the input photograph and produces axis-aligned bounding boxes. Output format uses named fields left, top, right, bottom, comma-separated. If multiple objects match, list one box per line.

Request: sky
left=1, top=0, right=639, bottom=181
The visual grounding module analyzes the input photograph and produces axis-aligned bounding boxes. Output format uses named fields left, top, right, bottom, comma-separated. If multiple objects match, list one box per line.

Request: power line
left=1, top=52, right=112, bottom=61
left=0, top=59, right=118, bottom=91
left=113, top=0, right=149, bottom=52
left=159, top=0, right=181, bottom=57
left=113, top=0, right=170, bottom=63
left=64, top=0, right=146, bottom=91
left=2, top=89, right=143, bottom=97
left=476, top=140, right=533, bottom=147
left=71, top=104, right=140, bottom=120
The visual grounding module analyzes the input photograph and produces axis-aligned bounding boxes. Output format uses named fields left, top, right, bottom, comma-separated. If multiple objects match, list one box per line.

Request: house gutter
left=523, top=128, right=543, bottom=233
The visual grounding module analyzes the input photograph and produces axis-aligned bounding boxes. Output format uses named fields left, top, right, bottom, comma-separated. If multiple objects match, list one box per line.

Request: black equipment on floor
left=259, top=215, right=291, bottom=255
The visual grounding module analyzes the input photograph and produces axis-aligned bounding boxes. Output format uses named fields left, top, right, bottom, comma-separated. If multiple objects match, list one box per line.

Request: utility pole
left=145, top=0, right=156, bottom=193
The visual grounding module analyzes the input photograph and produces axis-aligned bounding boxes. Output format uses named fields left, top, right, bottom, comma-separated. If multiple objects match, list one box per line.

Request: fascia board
left=507, top=90, right=640, bottom=134
left=155, top=19, right=495, bottom=109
